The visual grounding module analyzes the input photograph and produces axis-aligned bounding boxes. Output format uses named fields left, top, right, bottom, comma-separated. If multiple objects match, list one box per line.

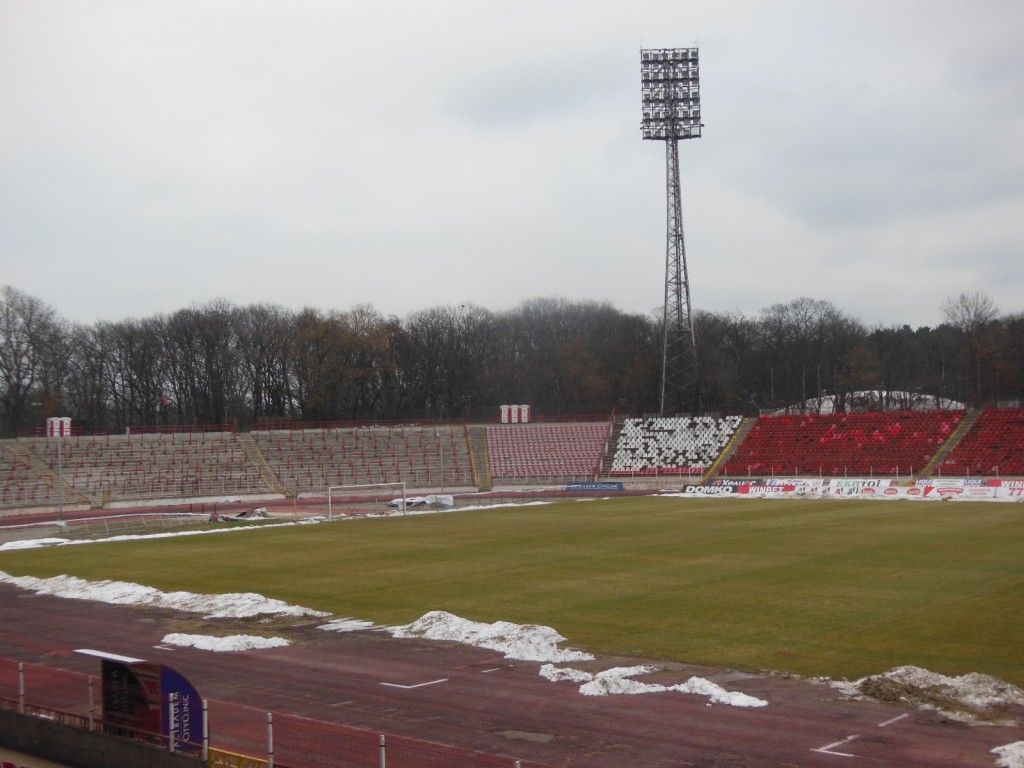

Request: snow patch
left=993, top=741, right=1024, bottom=768
left=869, top=665, right=1024, bottom=710
left=539, top=663, right=768, bottom=707
left=538, top=665, right=594, bottom=684
left=162, top=633, right=290, bottom=652
left=0, top=537, right=71, bottom=551
left=389, top=610, right=593, bottom=663
left=318, top=618, right=376, bottom=632
left=832, top=665, right=1024, bottom=721
left=0, top=570, right=329, bottom=620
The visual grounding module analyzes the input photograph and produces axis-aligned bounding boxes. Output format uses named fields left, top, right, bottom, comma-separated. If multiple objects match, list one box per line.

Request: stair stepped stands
left=937, top=407, right=1024, bottom=477
left=251, top=425, right=473, bottom=495
left=720, top=410, right=965, bottom=478
left=0, top=444, right=61, bottom=510
left=485, top=422, right=610, bottom=483
left=609, top=416, right=743, bottom=476
left=17, top=431, right=268, bottom=504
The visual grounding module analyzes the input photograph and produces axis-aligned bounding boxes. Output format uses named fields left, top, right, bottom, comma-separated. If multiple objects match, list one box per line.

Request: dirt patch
left=854, top=665, right=1024, bottom=724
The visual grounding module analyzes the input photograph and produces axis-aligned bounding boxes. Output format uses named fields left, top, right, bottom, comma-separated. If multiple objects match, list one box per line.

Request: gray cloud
left=2, top=0, right=1022, bottom=328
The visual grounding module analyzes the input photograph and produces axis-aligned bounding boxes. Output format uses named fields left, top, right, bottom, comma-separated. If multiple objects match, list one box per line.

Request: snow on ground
left=830, top=664, right=1024, bottom=727
left=0, top=501, right=550, bottom=553
left=161, top=633, right=290, bottom=652
left=540, top=663, right=768, bottom=708
left=388, top=609, right=594, bottom=663
left=383, top=612, right=765, bottom=707
left=834, top=665, right=1024, bottom=710
left=993, top=742, right=1024, bottom=768
left=0, top=537, right=71, bottom=551
left=0, top=570, right=329, bottom=619
left=0, top=523, right=294, bottom=552
left=869, top=665, right=1024, bottom=710
left=0, top=559, right=769, bottom=707
left=318, top=618, right=376, bottom=632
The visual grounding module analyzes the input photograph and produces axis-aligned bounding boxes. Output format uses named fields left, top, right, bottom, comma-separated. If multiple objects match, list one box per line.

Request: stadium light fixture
left=641, top=47, right=701, bottom=141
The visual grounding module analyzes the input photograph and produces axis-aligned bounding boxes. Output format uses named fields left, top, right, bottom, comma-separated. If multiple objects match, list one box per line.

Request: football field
left=2, top=496, right=1022, bottom=686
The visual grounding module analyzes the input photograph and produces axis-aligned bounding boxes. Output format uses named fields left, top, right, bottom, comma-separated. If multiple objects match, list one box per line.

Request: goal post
left=327, top=482, right=406, bottom=521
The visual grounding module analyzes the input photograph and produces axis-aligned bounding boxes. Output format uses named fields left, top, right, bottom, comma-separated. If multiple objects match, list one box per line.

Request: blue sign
left=87, top=651, right=204, bottom=754
left=567, top=482, right=624, bottom=491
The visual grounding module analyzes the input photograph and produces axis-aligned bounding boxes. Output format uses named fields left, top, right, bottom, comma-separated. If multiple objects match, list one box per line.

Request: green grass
left=2, top=497, right=1023, bottom=685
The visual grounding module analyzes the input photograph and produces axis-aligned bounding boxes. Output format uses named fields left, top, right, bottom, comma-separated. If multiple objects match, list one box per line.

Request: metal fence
left=0, top=659, right=547, bottom=768
left=0, top=512, right=212, bottom=545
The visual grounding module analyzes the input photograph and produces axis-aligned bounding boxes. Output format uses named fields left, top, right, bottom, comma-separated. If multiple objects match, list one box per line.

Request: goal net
left=327, top=482, right=406, bottom=521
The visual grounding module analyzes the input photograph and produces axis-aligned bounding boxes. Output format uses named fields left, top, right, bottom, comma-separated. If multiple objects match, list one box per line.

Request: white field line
left=878, top=713, right=909, bottom=727
left=812, top=734, right=859, bottom=758
left=380, top=678, right=448, bottom=690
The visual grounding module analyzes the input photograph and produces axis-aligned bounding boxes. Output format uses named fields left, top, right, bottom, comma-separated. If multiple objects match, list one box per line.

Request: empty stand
left=719, top=410, right=964, bottom=477
left=937, top=408, right=1024, bottom=476
left=15, top=431, right=268, bottom=505
left=251, top=425, right=474, bottom=494
left=610, top=416, right=742, bottom=476
left=486, top=422, right=610, bottom=481
left=0, top=443, right=65, bottom=510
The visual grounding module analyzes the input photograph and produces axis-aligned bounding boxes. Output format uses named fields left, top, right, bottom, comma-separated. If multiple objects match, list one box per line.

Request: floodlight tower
left=641, top=47, right=702, bottom=415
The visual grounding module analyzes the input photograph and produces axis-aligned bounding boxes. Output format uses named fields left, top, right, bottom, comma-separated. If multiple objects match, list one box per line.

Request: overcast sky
left=2, top=1, right=1022, bottom=329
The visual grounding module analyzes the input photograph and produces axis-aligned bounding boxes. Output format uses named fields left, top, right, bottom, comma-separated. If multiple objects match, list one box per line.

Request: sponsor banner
left=826, top=478, right=891, bottom=496
left=738, top=483, right=796, bottom=495
left=710, top=478, right=777, bottom=487
left=707, top=478, right=822, bottom=494
left=682, top=484, right=736, bottom=495
left=960, top=487, right=998, bottom=499
left=102, top=659, right=162, bottom=736
left=907, top=485, right=954, bottom=498
left=567, top=482, right=624, bottom=492
left=913, top=485, right=1001, bottom=499
left=162, top=666, right=204, bottom=754
left=763, top=478, right=825, bottom=488
left=99, top=659, right=205, bottom=753
left=773, top=478, right=825, bottom=493
left=986, top=479, right=1024, bottom=489
left=909, top=484, right=997, bottom=498
left=915, top=478, right=965, bottom=489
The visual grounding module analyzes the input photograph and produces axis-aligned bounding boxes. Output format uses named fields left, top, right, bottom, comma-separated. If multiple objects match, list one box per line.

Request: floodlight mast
left=641, top=47, right=702, bottom=415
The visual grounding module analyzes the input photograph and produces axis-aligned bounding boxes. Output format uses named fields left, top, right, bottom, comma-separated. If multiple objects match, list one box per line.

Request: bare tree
left=0, top=286, right=66, bottom=435
left=941, top=291, right=998, bottom=405
left=234, top=304, right=297, bottom=424
left=64, top=324, right=114, bottom=432
left=95, top=317, right=167, bottom=430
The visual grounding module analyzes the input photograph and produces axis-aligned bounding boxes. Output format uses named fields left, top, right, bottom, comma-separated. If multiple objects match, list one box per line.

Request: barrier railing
left=0, top=659, right=546, bottom=768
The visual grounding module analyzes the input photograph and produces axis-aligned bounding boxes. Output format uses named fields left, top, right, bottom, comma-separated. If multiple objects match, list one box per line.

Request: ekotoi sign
left=825, top=479, right=891, bottom=496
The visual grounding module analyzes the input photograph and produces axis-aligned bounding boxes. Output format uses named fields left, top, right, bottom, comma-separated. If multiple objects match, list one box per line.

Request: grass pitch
left=2, top=496, right=1022, bottom=685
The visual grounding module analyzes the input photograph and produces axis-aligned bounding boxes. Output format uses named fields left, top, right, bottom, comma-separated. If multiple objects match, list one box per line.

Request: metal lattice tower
left=641, top=47, right=702, bottom=415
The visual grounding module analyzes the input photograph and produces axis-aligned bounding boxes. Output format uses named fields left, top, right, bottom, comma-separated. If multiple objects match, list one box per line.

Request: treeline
left=1, top=285, right=1020, bottom=437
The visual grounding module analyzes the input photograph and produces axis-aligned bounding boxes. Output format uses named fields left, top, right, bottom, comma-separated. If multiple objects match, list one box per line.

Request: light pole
left=641, top=47, right=703, bottom=415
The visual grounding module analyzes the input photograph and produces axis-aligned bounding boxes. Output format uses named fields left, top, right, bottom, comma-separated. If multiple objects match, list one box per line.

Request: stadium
left=1, top=405, right=1023, bottom=767
left=2, top=11, right=1023, bottom=766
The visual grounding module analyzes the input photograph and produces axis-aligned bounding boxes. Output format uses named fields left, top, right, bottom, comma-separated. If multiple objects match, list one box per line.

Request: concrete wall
left=0, top=709, right=200, bottom=768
